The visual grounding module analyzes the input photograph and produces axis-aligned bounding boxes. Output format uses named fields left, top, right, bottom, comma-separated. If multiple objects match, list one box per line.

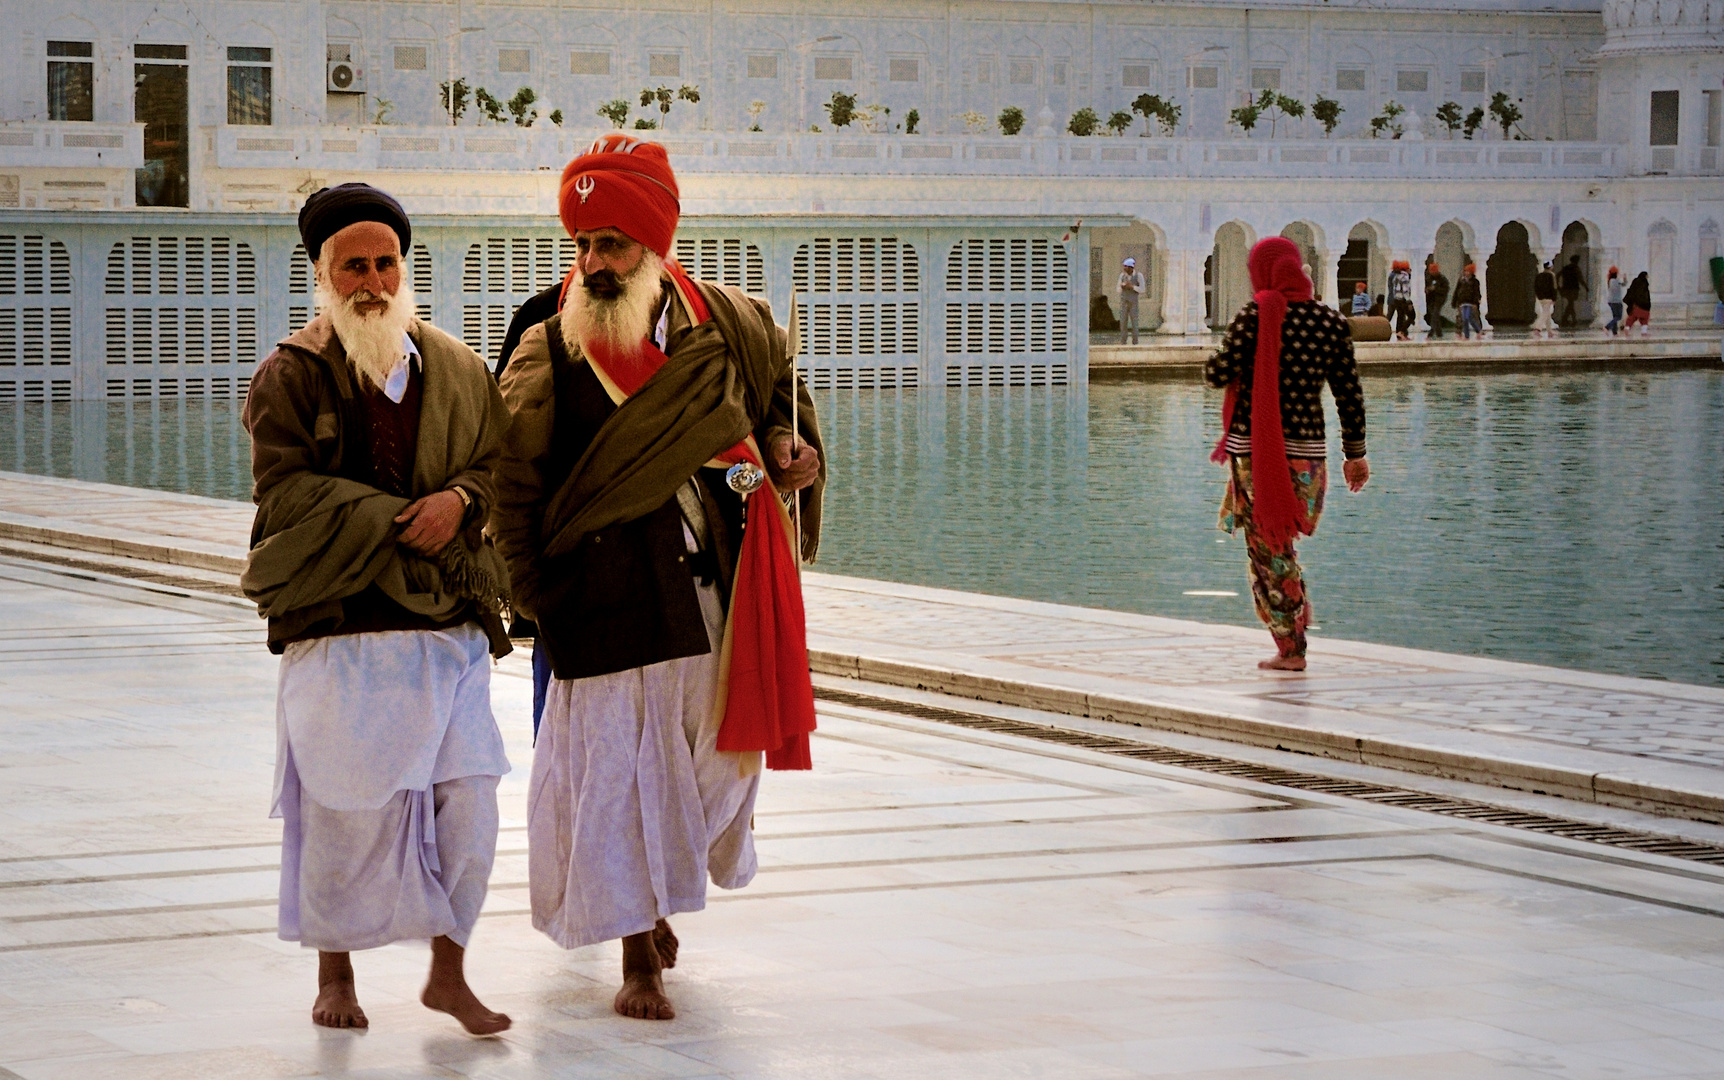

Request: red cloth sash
left=580, top=262, right=816, bottom=770
left=1210, top=237, right=1312, bottom=549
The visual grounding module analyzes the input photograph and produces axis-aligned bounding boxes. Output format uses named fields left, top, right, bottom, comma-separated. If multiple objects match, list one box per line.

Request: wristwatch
left=450, top=485, right=474, bottom=516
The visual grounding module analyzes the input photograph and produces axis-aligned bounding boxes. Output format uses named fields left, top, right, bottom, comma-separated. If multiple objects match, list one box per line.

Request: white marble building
left=0, top=0, right=1718, bottom=399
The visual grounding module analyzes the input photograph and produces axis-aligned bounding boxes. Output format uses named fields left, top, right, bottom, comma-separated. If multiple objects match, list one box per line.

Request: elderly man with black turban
left=241, top=183, right=514, bottom=1035
left=490, top=135, right=824, bottom=1021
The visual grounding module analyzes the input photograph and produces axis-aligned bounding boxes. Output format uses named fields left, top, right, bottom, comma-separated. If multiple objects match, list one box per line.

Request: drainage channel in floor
left=814, top=684, right=1724, bottom=868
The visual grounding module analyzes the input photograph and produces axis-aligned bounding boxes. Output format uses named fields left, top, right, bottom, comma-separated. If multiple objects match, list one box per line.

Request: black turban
left=297, top=183, right=411, bottom=263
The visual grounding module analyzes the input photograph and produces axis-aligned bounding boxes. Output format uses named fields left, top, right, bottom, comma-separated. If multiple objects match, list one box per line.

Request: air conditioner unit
left=327, top=61, right=366, bottom=94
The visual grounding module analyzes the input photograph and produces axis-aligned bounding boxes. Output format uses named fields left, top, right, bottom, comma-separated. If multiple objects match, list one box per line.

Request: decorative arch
left=1336, top=221, right=1389, bottom=305
left=1435, top=218, right=1479, bottom=255
left=1253, top=42, right=1290, bottom=66
left=1646, top=219, right=1679, bottom=294
left=1558, top=220, right=1603, bottom=325
left=1395, top=44, right=1437, bottom=67
left=885, top=30, right=928, bottom=56
left=324, top=15, right=362, bottom=42
left=1431, top=220, right=1474, bottom=321
left=493, top=21, right=541, bottom=45
left=1119, top=36, right=1161, bottom=63
left=1279, top=221, right=1327, bottom=299
left=1089, top=218, right=1167, bottom=331
left=569, top=23, right=621, bottom=47
left=390, top=17, right=437, bottom=40
left=136, top=15, right=196, bottom=43
left=1208, top=221, right=1255, bottom=328
left=807, top=31, right=859, bottom=54
left=1698, top=219, right=1722, bottom=298
left=1486, top=221, right=1539, bottom=323
left=44, top=13, right=99, bottom=37
left=229, top=22, right=278, bottom=47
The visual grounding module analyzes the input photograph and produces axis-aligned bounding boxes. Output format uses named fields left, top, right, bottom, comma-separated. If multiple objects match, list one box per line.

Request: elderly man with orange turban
left=490, top=135, right=824, bottom=1021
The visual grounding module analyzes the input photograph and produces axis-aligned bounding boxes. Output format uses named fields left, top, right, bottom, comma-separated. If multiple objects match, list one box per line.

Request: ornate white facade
left=0, top=0, right=1719, bottom=399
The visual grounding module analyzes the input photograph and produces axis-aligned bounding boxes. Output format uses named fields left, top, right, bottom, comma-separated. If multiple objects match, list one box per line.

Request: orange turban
left=558, top=134, right=681, bottom=257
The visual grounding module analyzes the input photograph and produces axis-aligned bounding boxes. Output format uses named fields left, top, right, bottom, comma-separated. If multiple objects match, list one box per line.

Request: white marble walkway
left=3, top=556, right=1724, bottom=1079
left=1, top=470, right=1720, bottom=824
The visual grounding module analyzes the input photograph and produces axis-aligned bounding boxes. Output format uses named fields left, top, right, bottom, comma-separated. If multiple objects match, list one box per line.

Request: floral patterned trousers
left=1218, top=456, right=1328, bottom=658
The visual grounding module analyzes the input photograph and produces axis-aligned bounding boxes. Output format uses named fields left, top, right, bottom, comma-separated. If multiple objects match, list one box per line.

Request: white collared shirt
left=652, top=296, right=670, bottom=352
left=382, top=332, right=420, bottom=404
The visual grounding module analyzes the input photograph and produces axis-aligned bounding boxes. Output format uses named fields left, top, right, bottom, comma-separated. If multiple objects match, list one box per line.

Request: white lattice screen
left=672, top=237, right=767, bottom=294
left=942, top=237, right=1071, bottom=387
left=102, top=236, right=260, bottom=399
left=791, top=237, right=921, bottom=389
left=288, top=243, right=433, bottom=332
left=461, top=237, right=576, bottom=363
left=0, top=235, right=74, bottom=401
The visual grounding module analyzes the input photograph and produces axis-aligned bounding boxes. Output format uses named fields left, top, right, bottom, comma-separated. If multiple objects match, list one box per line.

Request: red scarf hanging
left=578, top=262, right=817, bottom=770
left=1210, top=237, right=1313, bottom=549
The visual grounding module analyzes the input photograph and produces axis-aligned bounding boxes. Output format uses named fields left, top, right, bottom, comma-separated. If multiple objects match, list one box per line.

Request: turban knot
left=558, top=134, right=681, bottom=257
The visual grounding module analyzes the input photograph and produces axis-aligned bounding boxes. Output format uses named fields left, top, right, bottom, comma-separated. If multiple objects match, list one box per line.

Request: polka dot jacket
left=1203, top=300, right=1368, bottom=460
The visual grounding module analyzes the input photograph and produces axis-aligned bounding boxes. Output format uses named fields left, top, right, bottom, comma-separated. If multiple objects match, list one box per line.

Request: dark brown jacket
left=491, top=277, right=820, bottom=680
left=243, top=316, right=510, bottom=654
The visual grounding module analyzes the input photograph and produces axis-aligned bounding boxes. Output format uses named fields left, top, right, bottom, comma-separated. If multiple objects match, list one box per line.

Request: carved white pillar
left=1159, top=248, right=1189, bottom=335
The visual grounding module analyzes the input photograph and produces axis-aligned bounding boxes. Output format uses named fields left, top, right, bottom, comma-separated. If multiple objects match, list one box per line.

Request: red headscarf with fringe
left=1210, top=236, right=1312, bottom=548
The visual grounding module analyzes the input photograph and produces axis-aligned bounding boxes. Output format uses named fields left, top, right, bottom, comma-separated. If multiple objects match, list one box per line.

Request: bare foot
left=653, top=918, right=679, bottom=970
left=1258, top=655, right=1307, bottom=671
left=422, top=936, right=511, bottom=1036
left=313, top=951, right=368, bottom=1029
left=615, top=929, right=675, bottom=1020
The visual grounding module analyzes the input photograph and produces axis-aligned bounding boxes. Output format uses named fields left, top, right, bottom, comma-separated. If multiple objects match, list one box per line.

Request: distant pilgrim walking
left=1532, top=261, right=1559, bottom=338
left=1117, top=257, right=1146, bottom=344
left=1205, top=237, right=1370, bottom=671
left=1624, top=270, right=1653, bottom=336
left=491, top=135, right=824, bottom=1021
left=242, top=184, right=515, bottom=1034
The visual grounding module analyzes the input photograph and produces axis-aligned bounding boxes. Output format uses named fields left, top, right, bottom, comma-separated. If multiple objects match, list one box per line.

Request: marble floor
left=3, top=555, right=1724, bottom=1079
left=4, top=470, right=1722, bottom=825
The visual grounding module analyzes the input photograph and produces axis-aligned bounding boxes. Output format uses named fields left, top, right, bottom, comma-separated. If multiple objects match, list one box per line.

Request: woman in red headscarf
left=1205, top=237, right=1371, bottom=670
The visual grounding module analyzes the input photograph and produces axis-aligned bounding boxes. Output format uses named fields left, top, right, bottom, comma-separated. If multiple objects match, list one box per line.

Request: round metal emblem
left=725, top=461, right=766, bottom=495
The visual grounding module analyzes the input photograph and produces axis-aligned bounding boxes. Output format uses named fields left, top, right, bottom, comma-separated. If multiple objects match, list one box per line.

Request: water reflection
left=1, top=398, right=252, bottom=501
left=2, top=371, right=1720, bottom=685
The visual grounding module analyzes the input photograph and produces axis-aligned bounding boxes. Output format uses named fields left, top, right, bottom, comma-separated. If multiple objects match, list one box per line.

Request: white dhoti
left=272, top=623, right=510, bottom=951
left=529, top=581, right=760, bottom=949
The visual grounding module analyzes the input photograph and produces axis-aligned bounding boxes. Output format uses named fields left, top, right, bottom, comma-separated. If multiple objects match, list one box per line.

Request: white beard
left=563, top=250, right=665, bottom=358
left=316, top=270, right=418, bottom=393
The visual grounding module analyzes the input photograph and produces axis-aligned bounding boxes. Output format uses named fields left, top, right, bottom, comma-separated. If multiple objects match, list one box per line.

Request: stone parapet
left=1600, top=0, right=1724, bottom=54
left=208, top=126, right=1629, bottom=188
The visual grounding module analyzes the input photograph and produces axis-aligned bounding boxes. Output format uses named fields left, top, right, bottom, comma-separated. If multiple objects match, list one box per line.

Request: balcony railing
left=0, top=122, right=145, bottom=169
left=213, top=125, right=1630, bottom=180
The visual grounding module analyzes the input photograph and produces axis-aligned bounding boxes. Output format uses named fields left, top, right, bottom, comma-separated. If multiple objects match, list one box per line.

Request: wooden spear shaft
left=787, top=291, right=803, bottom=567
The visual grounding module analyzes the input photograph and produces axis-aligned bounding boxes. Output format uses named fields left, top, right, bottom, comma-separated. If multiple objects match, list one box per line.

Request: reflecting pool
left=4, top=369, right=1721, bottom=686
